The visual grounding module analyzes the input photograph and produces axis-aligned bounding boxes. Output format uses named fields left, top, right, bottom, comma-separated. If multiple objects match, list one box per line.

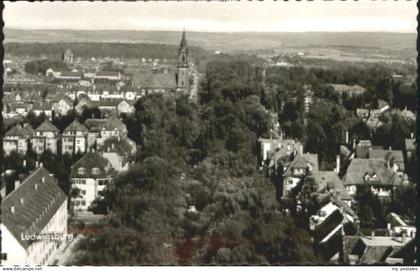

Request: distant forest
left=4, top=42, right=211, bottom=62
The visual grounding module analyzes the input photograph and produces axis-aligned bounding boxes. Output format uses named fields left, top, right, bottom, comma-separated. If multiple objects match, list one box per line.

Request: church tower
left=176, top=29, right=189, bottom=90
left=63, top=48, right=74, bottom=64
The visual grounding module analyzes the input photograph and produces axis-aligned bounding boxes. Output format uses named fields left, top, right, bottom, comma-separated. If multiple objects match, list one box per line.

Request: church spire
left=180, top=28, right=187, bottom=48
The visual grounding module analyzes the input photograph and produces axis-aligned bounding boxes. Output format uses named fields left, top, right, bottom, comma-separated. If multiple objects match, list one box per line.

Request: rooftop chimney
left=411, top=132, right=414, bottom=139
left=35, top=184, right=38, bottom=190
left=371, top=231, right=375, bottom=240
left=335, top=155, right=340, bottom=174
left=299, top=144, right=303, bottom=155
left=20, top=198, right=24, bottom=205
left=35, top=161, right=39, bottom=168
left=389, top=146, right=392, bottom=151
left=402, top=231, right=407, bottom=243
left=23, top=159, right=27, bottom=168
left=14, top=180, right=20, bottom=190
left=41, top=177, right=46, bottom=183
left=11, top=206, right=15, bottom=214
left=111, top=143, right=115, bottom=149
left=345, top=131, right=349, bottom=145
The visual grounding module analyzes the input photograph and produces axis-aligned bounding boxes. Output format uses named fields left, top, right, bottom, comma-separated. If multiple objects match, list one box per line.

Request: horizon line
left=5, top=27, right=417, bottom=34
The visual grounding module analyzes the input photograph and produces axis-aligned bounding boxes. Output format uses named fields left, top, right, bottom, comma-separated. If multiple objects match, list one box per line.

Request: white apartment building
left=1, top=166, right=68, bottom=266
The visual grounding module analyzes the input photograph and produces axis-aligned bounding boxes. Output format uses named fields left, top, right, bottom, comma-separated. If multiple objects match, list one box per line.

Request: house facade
left=98, top=137, right=136, bottom=172
left=3, top=124, right=34, bottom=155
left=30, top=120, right=60, bottom=154
left=70, top=151, right=113, bottom=211
left=52, top=97, right=73, bottom=116
left=62, top=120, right=89, bottom=155
left=282, top=153, right=319, bottom=198
left=343, top=158, right=406, bottom=199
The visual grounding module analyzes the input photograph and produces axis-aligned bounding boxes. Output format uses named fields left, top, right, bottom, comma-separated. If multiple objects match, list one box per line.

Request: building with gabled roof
left=84, top=118, right=107, bottom=148
left=52, top=96, right=74, bottom=116
left=98, top=137, right=136, bottom=172
left=368, top=149, right=405, bottom=176
left=31, top=101, right=54, bottom=120
left=342, top=158, right=406, bottom=199
left=1, top=166, right=68, bottom=265
left=282, top=153, right=319, bottom=198
left=70, top=150, right=113, bottom=211
left=343, top=234, right=413, bottom=265
left=3, top=124, right=34, bottom=155
left=62, top=119, right=89, bottom=155
left=96, top=116, right=128, bottom=147
left=30, top=120, right=60, bottom=154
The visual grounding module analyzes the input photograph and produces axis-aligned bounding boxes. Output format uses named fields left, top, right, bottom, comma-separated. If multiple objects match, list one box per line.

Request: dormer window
left=92, top=167, right=100, bottom=175
left=371, top=174, right=379, bottom=181
left=78, top=167, right=86, bottom=175
left=364, top=173, right=371, bottom=181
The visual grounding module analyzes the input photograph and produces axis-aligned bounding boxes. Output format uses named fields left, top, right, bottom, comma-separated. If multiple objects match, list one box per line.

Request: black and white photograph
left=0, top=1, right=418, bottom=267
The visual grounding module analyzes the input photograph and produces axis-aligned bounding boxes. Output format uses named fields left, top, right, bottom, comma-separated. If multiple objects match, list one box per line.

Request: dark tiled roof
left=64, top=119, right=88, bottom=133
left=84, top=118, right=107, bottom=132
left=315, top=171, right=352, bottom=200
left=32, top=101, right=53, bottom=111
left=355, top=145, right=370, bottom=159
left=70, top=151, right=111, bottom=179
left=132, top=70, right=177, bottom=90
left=99, top=137, right=132, bottom=153
left=343, top=158, right=402, bottom=186
left=100, top=116, right=126, bottom=131
left=35, top=120, right=59, bottom=133
left=5, top=124, right=29, bottom=138
left=283, top=153, right=318, bottom=177
left=1, top=166, right=67, bottom=249
left=98, top=137, right=133, bottom=164
left=369, top=149, right=404, bottom=169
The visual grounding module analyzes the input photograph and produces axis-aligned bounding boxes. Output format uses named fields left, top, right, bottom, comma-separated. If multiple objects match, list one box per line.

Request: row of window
left=73, top=200, right=86, bottom=206
left=78, top=167, right=101, bottom=175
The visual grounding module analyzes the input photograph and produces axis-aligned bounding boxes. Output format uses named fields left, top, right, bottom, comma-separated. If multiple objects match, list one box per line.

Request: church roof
left=180, top=29, right=188, bottom=49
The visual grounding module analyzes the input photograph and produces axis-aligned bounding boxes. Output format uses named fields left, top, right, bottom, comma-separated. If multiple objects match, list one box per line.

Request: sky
left=4, top=1, right=417, bottom=33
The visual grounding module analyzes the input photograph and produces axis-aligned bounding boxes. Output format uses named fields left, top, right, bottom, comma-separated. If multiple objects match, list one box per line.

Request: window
left=78, top=167, right=86, bottom=175
left=74, top=179, right=86, bottom=185
left=81, top=189, right=86, bottom=195
left=371, top=174, right=379, bottom=181
left=92, top=167, right=100, bottom=175
left=98, top=179, right=108, bottom=186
